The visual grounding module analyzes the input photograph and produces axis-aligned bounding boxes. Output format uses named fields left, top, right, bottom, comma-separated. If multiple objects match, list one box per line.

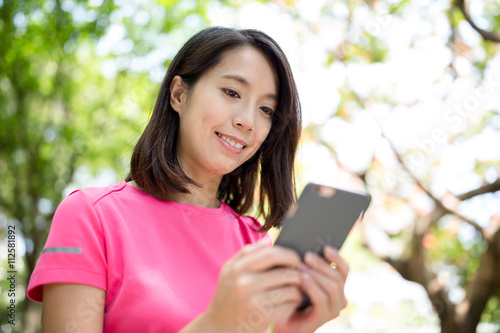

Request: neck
left=128, top=179, right=222, bottom=208
left=166, top=153, right=224, bottom=208
left=128, top=160, right=223, bottom=209
left=163, top=177, right=222, bottom=208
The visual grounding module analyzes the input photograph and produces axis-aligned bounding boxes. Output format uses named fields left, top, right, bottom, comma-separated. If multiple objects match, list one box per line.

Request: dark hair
left=126, top=26, right=301, bottom=232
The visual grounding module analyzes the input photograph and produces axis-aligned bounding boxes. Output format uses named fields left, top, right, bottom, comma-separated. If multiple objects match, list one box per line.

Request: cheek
left=255, top=119, right=273, bottom=146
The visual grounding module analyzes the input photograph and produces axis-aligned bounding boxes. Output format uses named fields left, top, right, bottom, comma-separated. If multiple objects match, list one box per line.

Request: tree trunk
left=441, top=316, right=459, bottom=333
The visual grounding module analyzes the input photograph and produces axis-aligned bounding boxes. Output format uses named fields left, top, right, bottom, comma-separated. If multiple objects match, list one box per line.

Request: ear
left=170, top=75, right=186, bottom=114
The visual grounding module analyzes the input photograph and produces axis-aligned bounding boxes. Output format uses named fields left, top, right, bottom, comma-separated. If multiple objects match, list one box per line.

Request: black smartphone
left=273, top=183, right=371, bottom=310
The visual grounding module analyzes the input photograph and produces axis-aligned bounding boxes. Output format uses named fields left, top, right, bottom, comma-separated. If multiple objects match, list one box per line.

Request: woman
left=27, top=26, right=349, bottom=332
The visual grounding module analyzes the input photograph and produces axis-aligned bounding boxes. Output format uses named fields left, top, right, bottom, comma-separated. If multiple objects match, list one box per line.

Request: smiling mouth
left=216, top=132, right=246, bottom=149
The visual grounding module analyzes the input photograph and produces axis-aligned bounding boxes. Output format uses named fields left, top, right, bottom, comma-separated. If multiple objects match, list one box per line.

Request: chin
left=208, top=163, right=239, bottom=176
left=209, top=154, right=255, bottom=176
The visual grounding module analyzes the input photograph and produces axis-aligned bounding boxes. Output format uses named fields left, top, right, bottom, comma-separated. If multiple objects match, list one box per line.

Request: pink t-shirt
left=27, top=180, right=271, bottom=332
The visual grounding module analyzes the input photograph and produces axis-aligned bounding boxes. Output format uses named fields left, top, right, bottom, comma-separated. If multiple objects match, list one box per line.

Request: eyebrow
left=221, top=74, right=278, bottom=101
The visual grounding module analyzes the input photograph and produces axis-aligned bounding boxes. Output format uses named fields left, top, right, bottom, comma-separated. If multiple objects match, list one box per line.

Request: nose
left=233, top=103, right=255, bottom=131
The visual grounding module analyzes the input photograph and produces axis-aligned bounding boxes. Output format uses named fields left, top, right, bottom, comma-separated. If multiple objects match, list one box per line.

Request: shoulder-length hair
left=126, top=26, right=301, bottom=232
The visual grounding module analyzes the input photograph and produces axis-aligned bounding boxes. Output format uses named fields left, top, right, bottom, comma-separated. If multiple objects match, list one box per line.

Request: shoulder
left=224, top=206, right=271, bottom=245
left=47, top=181, right=128, bottom=232
left=60, top=181, right=128, bottom=209
left=240, top=215, right=265, bottom=232
left=67, top=181, right=127, bottom=204
left=222, top=203, right=265, bottom=232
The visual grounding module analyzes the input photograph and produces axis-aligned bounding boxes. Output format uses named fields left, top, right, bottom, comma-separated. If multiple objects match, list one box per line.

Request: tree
left=0, top=0, right=216, bottom=331
left=302, top=0, right=500, bottom=331
left=2, top=0, right=499, bottom=332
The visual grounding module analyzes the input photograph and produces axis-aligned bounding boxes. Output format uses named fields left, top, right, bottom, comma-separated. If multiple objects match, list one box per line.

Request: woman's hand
left=188, top=239, right=306, bottom=333
left=273, top=246, right=349, bottom=333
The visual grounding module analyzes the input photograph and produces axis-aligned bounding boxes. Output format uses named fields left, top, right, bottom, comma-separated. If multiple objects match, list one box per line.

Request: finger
left=241, top=285, right=303, bottom=324
left=303, top=249, right=349, bottom=283
left=300, top=269, right=348, bottom=317
left=268, top=293, right=308, bottom=323
left=271, top=302, right=304, bottom=323
left=299, top=272, right=328, bottom=311
left=254, top=267, right=302, bottom=291
left=238, top=302, right=299, bottom=330
left=230, top=238, right=270, bottom=262
left=302, top=252, right=348, bottom=312
left=302, top=267, right=347, bottom=310
left=304, top=252, right=338, bottom=279
left=236, top=246, right=302, bottom=273
left=323, top=246, right=350, bottom=281
left=252, top=285, right=303, bottom=309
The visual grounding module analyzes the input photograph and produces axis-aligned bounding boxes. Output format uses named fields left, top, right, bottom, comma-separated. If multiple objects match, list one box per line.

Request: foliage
left=0, top=0, right=216, bottom=331
left=299, top=0, right=500, bottom=331
left=1, top=0, right=499, bottom=332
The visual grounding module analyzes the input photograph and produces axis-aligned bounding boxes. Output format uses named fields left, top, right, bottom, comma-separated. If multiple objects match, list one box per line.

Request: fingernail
left=298, top=262, right=309, bottom=272
left=325, top=246, right=337, bottom=257
left=302, top=272, right=312, bottom=285
left=305, top=252, right=318, bottom=267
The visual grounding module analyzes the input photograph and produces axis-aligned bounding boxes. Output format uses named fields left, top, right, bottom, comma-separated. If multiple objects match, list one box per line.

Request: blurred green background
left=1, top=0, right=499, bottom=332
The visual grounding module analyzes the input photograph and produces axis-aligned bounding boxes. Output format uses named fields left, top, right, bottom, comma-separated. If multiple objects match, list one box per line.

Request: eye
left=223, top=88, right=240, bottom=98
left=260, top=106, right=274, bottom=116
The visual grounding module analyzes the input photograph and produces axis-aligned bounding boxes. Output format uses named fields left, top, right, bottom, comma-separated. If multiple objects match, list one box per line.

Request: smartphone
left=273, top=183, right=371, bottom=310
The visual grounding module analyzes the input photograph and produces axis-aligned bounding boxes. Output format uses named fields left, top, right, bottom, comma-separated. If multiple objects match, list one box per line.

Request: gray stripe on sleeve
left=42, top=247, right=83, bottom=254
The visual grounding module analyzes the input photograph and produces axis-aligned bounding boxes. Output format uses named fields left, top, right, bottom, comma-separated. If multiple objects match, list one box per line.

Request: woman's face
left=171, top=46, right=278, bottom=179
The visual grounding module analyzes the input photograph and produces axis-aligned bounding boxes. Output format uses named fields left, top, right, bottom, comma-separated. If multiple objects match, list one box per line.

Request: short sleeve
left=27, top=190, right=107, bottom=302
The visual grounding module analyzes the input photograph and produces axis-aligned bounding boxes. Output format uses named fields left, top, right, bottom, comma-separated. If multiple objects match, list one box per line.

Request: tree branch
left=454, top=0, right=500, bottom=43
left=361, top=206, right=456, bottom=326
left=384, top=137, right=486, bottom=238
left=456, top=178, right=500, bottom=201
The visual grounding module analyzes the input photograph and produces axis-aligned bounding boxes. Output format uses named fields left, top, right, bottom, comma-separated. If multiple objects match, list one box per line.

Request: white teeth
left=217, top=133, right=244, bottom=149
